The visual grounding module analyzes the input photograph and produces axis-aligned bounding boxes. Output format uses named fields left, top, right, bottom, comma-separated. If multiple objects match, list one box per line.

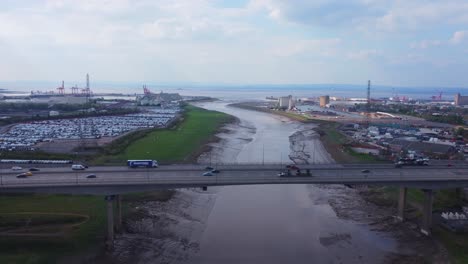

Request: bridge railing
left=1, top=169, right=467, bottom=188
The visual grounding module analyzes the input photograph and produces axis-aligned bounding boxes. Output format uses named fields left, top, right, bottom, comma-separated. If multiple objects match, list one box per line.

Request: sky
left=0, top=0, right=467, bottom=87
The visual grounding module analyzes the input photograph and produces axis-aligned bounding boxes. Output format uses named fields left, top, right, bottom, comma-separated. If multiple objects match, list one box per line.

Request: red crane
left=431, top=91, right=443, bottom=101
left=57, top=80, right=65, bottom=95
left=143, top=85, right=152, bottom=95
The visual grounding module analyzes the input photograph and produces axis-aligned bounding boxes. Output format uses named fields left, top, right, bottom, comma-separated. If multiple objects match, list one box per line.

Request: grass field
left=0, top=105, right=232, bottom=263
left=96, top=105, right=233, bottom=164
left=0, top=194, right=106, bottom=264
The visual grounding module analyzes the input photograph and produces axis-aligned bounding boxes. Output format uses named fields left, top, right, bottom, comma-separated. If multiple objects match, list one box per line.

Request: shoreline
left=228, top=101, right=453, bottom=263
left=228, top=102, right=378, bottom=163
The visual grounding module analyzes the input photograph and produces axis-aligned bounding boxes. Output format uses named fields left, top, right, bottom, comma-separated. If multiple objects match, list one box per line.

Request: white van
left=71, top=164, right=86, bottom=170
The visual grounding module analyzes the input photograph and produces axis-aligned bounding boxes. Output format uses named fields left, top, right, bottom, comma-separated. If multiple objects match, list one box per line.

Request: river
left=190, top=101, right=397, bottom=264
left=112, top=100, right=404, bottom=264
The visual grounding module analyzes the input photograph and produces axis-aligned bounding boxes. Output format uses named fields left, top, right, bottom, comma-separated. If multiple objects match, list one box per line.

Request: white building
left=278, top=95, right=295, bottom=110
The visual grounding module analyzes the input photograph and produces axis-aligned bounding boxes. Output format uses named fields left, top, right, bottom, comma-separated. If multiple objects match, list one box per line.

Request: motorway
left=1, top=163, right=468, bottom=195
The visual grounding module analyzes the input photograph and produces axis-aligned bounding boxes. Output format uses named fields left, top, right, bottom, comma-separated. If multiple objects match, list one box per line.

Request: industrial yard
left=0, top=108, right=179, bottom=152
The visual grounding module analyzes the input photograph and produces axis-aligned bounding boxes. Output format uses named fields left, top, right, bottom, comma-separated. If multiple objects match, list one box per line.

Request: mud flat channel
left=111, top=101, right=448, bottom=264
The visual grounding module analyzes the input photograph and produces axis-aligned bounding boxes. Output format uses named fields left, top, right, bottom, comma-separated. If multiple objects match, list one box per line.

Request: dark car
left=29, top=168, right=40, bottom=171
left=361, top=169, right=370, bottom=173
left=16, top=174, right=27, bottom=178
left=86, top=174, right=97, bottom=179
left=205, top=166, right=214, bottom=170
left=211, top=169, right=220, bottom=173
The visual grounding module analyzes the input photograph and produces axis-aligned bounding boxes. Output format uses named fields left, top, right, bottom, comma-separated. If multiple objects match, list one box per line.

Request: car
left=205, top=166, right=214, bottom=170
left=203, top=172, right=213, bottom=176
left=86, top=174, right=97, bottom=179
left=16, top=172, right=32, bottom=178
left=361, top=169, right=370, bottom=173
left=71, top=164, right=86, bottom=170
left=11, top=166, right=22, bottom=171
left=278, top=172, right=286, bottom=177
left=29, top=168, right=40, bottom=171
left=211, top=169, right=220, bottom=173
left=447, top=163, right=453, bottom=167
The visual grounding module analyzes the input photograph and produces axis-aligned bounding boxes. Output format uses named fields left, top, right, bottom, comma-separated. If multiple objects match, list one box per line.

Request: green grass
left=343, top=148, right=382, bottom=163
left=272, top=110, right=310, bottom=122
left=0, top=194, right=106, bottom=264
left=96, top=105, right=232, bottom=164
left=433, top=227, right=468, bottom=264
left=0, top=105, right=232, bottom=263
left=372, top=187, right=468, bottom=263
left=0, top=213, right=86, bottom=228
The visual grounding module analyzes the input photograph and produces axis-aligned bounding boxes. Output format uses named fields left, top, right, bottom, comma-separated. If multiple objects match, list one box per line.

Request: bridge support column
left=115, top=195, right=122, bottom=233
left=397, top=187, right=407, bottom=222
left=105, top=195, right=115, bottom=249
left=420, top=189, right=434, bottom=236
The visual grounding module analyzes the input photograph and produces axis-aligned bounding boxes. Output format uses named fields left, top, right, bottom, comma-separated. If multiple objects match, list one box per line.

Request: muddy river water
left=113, top=100, right=409, bottom=264
left=190, top=101, right=398, bottom=264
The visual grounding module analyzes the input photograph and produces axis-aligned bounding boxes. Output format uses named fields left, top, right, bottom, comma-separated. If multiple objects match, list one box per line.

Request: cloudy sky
left=1, top=0, right=467, bottom=87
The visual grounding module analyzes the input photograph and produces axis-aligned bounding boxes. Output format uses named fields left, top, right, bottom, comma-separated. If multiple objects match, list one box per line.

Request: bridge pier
left=397, top=187, right=407, bottom=222
left=105, top=195, right=115, bottom=249
left=115, top=195, right=122, bottom=233
left=420, top=189, right=434, bottom=236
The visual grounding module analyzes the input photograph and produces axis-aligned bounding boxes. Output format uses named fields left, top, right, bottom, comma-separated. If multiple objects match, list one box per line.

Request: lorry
left=127, top=160, right=159, bottom=168
left=395, top=157, right=429, bottom=168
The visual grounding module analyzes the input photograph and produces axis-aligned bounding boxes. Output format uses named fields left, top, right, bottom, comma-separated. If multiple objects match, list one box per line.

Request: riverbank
left=95, top=104, right=234, bottom=164
left=0, top=105, right=235, bottom=264
left=229, top=102, right=382, bottom=163
left=358, top=186, right=468, bottom=263
left=228, top=102, right=464, bottom=263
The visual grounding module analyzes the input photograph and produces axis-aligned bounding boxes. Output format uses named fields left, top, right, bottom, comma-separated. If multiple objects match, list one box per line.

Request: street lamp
left=262, top=143, right=265, bottom=166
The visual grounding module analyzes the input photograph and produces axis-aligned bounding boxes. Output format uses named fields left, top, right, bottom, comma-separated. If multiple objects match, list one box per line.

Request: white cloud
left=410, top=40, right=442, bottom=49
left=249, top=0, right=468, bottom=34
left=270, top=38, right=342, bottom=57
left=450, top=30, right=468, bottom=44
left=347, top=49, right=380, bottom=60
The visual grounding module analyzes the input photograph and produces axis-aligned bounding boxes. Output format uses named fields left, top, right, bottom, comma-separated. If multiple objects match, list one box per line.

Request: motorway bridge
left=1, top=163, right=468, bottom=247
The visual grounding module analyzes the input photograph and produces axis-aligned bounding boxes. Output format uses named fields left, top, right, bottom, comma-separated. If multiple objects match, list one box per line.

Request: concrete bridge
left=1, top=163, right=468, bottom=248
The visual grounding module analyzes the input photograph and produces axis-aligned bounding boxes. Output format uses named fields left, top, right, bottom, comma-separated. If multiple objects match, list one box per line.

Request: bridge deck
left=1, top=164, right=468, bottom=195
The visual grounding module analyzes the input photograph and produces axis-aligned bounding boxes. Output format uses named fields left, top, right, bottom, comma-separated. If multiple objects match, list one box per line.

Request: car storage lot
left=0, top=108, right=179, bottom=151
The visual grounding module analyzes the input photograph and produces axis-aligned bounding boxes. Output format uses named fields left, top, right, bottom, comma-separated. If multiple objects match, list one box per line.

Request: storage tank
left=319, top=95, right=330, bottom=107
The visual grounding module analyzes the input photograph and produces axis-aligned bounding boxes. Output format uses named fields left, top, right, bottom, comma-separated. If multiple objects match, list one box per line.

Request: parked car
left=29, top=168, right=40, bottom=171
left=361, top=169, right=370, bottom=173
left=203, top=172, right=213, bottom=176
left=211, top=169, right=220, bottom=173
left=11, top=166, right=22, bottom=171
left=86, top=174, right=97, bottom=179
left=278, top=172, right=286, bottom=177
left=205, top=166, right=214, bottom=170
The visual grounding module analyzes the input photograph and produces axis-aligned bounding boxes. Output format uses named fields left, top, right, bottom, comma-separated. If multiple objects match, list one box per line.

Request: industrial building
left=319, top=95, right=330, bottom=107
left=278, top=95, right=295, bottom=110
left=454, top=93, right=468, bottom=106
left=136, top=86, right=182, bottom=106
